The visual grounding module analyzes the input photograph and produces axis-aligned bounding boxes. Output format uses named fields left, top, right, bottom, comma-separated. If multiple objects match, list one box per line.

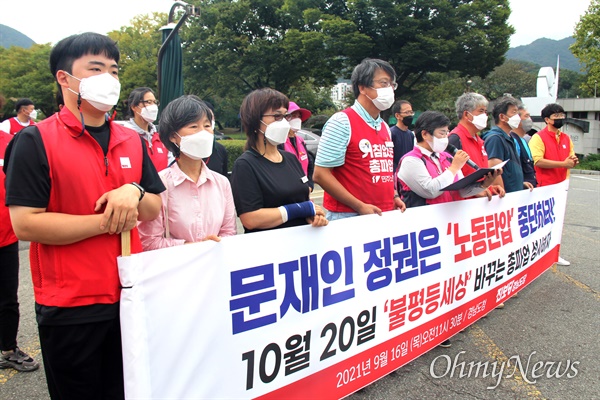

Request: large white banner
left=118, top=181, right=568, bottom=399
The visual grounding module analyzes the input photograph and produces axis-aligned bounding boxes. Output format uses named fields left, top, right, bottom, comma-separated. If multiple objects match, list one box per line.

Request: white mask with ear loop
left=261, top=119, right=291, bottom=146
left=507, top=114, right=522, bottom=130
left=66, top=72, right=121, bottom=112
left=140, top=104, right=159, bottom=123
left=176, top=130, right=214, bottom=160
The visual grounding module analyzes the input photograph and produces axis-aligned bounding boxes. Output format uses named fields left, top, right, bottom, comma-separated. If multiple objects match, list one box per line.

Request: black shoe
left=438, top=339, right=451, bottom=348
left=0, top=347, right=40, bottom=372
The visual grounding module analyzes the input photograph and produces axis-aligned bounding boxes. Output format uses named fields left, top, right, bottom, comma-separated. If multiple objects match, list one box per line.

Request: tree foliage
left=343, top=0, right=514, bottom=95
left=108, top=12, right=168, bottom=116
left=0, top=44, right=55, bottom=118
left=571, top=0, right=600, bottom=96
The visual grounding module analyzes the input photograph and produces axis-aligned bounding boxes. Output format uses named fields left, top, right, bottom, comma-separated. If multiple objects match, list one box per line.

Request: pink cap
left=288, top=101, right=312, bottom=122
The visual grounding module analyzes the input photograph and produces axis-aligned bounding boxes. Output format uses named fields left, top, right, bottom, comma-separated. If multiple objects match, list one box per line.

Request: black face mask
left=553, top=119, right=564, bottom=129
left=402, top=116, right=413, bottom=127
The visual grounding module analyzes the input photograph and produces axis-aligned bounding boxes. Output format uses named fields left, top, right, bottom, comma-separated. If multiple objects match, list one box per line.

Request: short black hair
left=125, top=87, right=155, bottom=118
left=391, top=100, right=411, bottom=115
left=15, top=98, right=34, bottom=113
left=492, top=96, right=520, bottom=124
left=414, top=111, right=450, bottom=142
left=159, top=95, right=213, bottom=157
left=541, top=103, right=565, bottom=120
left=351, top=58, right=396, bottom=98
left=50, top=32, right=120, bottom=80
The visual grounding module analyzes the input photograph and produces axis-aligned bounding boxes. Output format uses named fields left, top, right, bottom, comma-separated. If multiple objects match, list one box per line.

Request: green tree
left=0, top=44, right=55, bottom=118
left=107, top=12, right=167, bottom=116
left=181, top=0, right=371, bottom=102
left=571, top=0, right=600, bottom=96
left=345, top=0, right=514, bottom=95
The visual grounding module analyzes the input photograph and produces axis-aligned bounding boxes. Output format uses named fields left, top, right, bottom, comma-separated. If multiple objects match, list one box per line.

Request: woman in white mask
left=280, top=101, right=315, bottom=191
left=398, top=111, right=497, bottom=209
left=123, top=87, right=170, bottom=171
left=138, top=95, right=236, bottom=249
left=231, top=88, right=328, bottom=233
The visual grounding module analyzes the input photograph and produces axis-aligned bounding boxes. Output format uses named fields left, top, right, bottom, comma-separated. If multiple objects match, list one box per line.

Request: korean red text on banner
left=118, top=182, right=569, bottom=400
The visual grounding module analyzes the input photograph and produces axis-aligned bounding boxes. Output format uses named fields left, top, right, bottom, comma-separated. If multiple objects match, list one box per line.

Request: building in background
left=521, top=59, right=599, bottom=156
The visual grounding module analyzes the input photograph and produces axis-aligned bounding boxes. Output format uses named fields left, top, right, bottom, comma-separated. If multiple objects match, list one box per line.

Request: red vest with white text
left=534, top=127, right=571, bottom=186
left=323, top=108, right=395, bottom=213
left=30, top=107, right=143, bottom=307
left=147, top=132, right=169, bottom=172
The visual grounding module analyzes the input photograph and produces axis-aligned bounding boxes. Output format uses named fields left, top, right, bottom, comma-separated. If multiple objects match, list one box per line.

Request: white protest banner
left=118, top=180, right=568, bottom=399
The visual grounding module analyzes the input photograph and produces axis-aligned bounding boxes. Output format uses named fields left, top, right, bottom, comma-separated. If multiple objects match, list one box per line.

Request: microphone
left=446, top=143, right=480, bottom=170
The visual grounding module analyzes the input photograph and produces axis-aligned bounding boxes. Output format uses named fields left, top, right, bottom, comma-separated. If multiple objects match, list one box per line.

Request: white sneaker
left=557, top=257, right=571, bottom=266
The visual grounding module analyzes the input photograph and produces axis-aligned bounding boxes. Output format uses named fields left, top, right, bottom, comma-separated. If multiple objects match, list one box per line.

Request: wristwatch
left=131, top=182, right=145, bottom=201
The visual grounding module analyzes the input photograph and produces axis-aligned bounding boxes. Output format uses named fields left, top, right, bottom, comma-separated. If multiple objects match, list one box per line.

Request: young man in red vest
left=314, top=58, right=406, bottom=220
left=529, top=103, right=577, bottom=266
left=3, top=32, right=164, bottom=399
left=0, top=98, right=36, bottom=135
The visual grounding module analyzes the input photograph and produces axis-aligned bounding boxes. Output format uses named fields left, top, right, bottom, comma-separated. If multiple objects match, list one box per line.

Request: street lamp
left=466, top=79, right=472, bottom=93
left=595, top=80, right=597, bottom=98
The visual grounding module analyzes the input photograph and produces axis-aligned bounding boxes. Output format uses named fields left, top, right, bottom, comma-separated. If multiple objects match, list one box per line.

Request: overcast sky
left=0, top=0, right=593, bottom=48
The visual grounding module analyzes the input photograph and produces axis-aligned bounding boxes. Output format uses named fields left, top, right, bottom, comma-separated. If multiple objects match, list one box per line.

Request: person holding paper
left=138, top=95, right=237, bottom=249
left=231, top=88, right=328, bottom=233
left=398, top=111, right=497, bottom=208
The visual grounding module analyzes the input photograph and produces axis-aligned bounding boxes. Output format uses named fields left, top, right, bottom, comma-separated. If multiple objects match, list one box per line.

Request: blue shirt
left=484, top=126, right=524, bottom=193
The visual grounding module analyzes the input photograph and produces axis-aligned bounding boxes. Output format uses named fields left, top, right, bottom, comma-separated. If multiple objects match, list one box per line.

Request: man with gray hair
left=314, top=58, right=406, bottom=220
left=449, top=93, right=491, bottom=177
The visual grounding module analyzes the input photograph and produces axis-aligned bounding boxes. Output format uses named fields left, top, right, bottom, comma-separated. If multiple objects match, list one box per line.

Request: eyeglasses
left=399, top=111, right=415, bottom=116
left=141, top=100, right=159, bottom=107
left=263, top=113, right=291, bottom=121
left=550, top=113, right=566, bottom=119
left=372, top=80, right=398, bottom=90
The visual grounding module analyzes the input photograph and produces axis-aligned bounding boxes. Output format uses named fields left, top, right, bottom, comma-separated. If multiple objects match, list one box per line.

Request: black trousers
left=0, top=241, right=19, bottom=352
left=38, top=317, right=125, bottom=400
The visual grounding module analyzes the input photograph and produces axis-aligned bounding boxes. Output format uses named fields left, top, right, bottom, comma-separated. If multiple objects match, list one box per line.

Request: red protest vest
left=8, top=117, right=35, bottom=135
left=0, top=131, right=18, bottom=247
left=323, top=108, right=395, bottom=213
left=399, top=147, right=460, bottom=208
left=30, top=107, right=143, bottom=307
left=449, top=123, right=488, bottom=176
left=534, top=127, right=571, bottom=187
left=147, top=132, right=169, bottom=172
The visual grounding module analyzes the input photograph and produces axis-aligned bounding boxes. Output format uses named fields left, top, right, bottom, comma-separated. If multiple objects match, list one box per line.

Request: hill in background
left=506, top=37, right=582, bottom=72
left=0, top=24, right=35, bottom=49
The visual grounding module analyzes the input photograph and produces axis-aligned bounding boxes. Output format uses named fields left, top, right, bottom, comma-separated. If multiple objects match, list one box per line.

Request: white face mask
left=29, top=110, right=38, bottom=120
left=429, top=135, right=449, bottom=154
left=507, top=114, right=521, bottom=130
left=140, top=104, right=158, bottom=123
left=368, top=86, right=395, bottom=111
left=66, top=72, right=121, bottom=112
left=289, top=118, right=302, bottom=132
left=262, top=119, right=291, bottom=145
left=469, top=112, right=488, bottom=130
left=176, top=130, right=213, bottom=160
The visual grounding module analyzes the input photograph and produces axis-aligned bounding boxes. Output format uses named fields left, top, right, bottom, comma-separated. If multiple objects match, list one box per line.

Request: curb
left=571, top=169, right=600, bottom=175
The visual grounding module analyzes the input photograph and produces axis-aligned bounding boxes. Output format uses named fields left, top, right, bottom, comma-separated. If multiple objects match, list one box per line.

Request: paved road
left=1, top=174, right=598, bottom=399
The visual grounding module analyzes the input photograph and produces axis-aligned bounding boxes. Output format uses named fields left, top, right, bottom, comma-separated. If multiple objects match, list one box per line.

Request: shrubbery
left=221, top=140, right=246, bottom=173
left=577, top=153, right=600, bottom=171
